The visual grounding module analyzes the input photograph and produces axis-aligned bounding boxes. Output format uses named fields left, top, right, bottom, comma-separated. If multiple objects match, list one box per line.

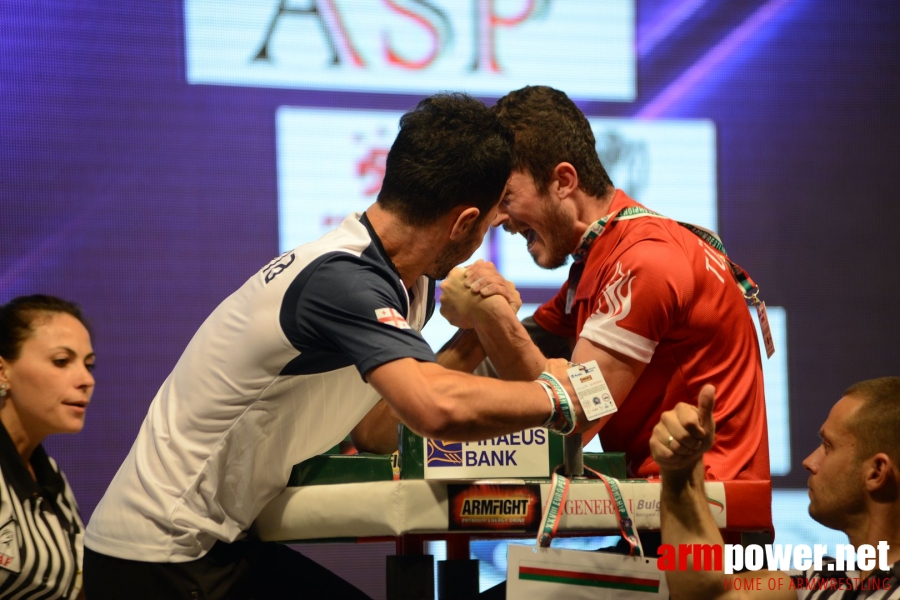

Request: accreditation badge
left=566, top=360, right=617, bottom=421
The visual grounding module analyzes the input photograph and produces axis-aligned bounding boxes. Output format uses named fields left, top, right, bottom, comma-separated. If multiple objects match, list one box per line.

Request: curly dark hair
left=493, top=85, right=613, bottom=198
left=377, top=92, right=514, bottom=225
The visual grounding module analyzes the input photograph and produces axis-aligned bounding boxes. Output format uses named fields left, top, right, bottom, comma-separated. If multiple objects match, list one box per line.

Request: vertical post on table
left=387, top=534, right=434, bottom=600
left=564, top=433, right=584, bottom=478
left=438, top=535, right=479, bottom=600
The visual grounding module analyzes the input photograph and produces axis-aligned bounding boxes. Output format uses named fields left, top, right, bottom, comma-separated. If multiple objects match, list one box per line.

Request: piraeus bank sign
left=424, top=428, right=550, bottom=479
left=184, top=0, right=635, bottom=100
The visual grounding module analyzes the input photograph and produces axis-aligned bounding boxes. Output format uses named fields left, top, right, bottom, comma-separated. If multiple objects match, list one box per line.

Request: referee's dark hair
left=845, top=376, right=900, bottom=466
left=0, top=294, right=90, bottom=361
left=377, top=92, right=514, bottom=226
left=493, top=85, right=613, bottom=199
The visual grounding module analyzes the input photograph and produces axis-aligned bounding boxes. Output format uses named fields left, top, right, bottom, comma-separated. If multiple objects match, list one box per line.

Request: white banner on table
left=507, top=545, right=669, bottom=599
left=556, top=480, right=727, bottom=530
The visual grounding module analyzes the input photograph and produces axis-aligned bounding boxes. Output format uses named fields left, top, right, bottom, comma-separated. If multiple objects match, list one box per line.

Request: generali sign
left=185, top=0, right=635, bottom=100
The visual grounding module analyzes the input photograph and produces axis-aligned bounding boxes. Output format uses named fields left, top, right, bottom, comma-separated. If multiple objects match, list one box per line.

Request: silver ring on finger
left=666, top=435, right=674, bottom=449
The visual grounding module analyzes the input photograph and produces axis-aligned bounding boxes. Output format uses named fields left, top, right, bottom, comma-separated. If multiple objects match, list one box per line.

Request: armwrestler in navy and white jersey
left=84, top=93, right=591, bottom=599
left=85, top=212, right=434, bottom=562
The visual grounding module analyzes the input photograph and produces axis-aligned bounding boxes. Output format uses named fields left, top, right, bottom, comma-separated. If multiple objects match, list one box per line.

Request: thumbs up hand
left=649, top=384, right=717, bottom=474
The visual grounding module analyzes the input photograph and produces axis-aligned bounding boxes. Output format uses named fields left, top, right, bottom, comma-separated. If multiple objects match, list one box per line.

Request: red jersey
left=533, top=191, right=770, bottom=481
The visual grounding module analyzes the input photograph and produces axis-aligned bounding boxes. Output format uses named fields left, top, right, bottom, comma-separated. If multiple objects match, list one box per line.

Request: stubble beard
left=428, top=233, right=481, bottom=281
left=807, top=478, right=866, bottom=531
left=532, top=200, right=576, bottom=270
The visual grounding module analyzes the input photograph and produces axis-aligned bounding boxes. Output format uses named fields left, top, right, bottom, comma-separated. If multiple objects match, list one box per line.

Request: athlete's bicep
left=289, top=255, right=435, bottom=378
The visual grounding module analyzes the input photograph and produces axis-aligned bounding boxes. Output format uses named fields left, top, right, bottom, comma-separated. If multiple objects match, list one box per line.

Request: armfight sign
left=184, top=0, right=635, bottom=100
left=448, top=483, right=542, bottom=532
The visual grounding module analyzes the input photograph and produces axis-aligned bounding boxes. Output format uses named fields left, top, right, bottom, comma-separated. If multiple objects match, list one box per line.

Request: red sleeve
left=578, top=240, right=693, bottom=363
left=532, top=282, right=577, bottom=338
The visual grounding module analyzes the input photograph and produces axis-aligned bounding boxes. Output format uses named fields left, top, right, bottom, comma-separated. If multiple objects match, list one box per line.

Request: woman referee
left=0, top=295, right=95, bottom=599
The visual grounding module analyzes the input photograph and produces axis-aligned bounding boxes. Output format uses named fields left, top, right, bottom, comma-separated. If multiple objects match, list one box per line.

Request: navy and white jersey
left=0, top=422, right=84, bottom=600
left=86, top=213, right=436, bottom=562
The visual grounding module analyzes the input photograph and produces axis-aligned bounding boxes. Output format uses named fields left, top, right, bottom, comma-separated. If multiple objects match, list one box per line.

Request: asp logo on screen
left=184, top=0, right=635, bottom=100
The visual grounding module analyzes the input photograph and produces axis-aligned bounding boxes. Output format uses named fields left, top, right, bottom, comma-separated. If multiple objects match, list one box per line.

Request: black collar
left=0, top=420, right=66, bottom=502
left=360, top=213, right=402, bottom=279
left=359, top=212, right=417, bottom=300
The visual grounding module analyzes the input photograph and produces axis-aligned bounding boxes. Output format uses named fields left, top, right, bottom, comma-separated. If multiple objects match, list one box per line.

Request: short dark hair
left=844, top=377, right=900, bottom=465
left=493, top=85, right=613, bottom=198
left=377, top=93, right=514, bottom=225
left=0, top=295, right=90, bottom=361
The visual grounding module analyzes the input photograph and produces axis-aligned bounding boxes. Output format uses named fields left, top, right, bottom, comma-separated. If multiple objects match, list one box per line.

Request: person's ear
left=863, top=453, right=897, bottom=494
left=552, top=162, right=579, bottom=200
left=449, top=207, right=481, bottom=240
left=0, top=358, right=10, bottom=402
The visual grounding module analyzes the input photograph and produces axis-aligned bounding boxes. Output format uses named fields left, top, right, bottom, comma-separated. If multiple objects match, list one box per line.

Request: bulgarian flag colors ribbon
left=535, top=465, right=644, bottom=558
left=518, top=565, right=661, bottom=594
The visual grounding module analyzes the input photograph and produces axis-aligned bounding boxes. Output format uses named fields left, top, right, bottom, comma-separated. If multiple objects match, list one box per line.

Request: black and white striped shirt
left=792, top=558, right=899, bottom=599
left=0, top=421, right=83, bottom=599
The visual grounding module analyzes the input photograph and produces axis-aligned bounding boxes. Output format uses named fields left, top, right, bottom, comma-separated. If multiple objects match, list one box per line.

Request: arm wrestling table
left=253, top=433, right=773, bottom=600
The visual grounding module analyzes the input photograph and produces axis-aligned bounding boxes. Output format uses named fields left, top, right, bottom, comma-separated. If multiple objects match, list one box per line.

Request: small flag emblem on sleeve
left=375, top=307, right=411, bottom=329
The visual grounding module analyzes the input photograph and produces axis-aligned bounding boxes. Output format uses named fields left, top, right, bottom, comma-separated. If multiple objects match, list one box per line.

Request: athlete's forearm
left=350, top=399, right=401, bottom=454
left=351, top=329, right=489, bottom=454
left=660, top=465, right=793, bottom=600
left=368, top=358, right=581, bottom=441
left=660, top=462, right=730, bottom=599
left=470, top=299, right=546, bottom=381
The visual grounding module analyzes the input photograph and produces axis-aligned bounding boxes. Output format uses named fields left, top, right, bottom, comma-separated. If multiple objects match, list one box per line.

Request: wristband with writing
left=537, top=373, right=577, bottom=435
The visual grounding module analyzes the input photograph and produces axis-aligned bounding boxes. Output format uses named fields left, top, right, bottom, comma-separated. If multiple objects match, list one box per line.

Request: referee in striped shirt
left=0, top=295, right=95, bottom=600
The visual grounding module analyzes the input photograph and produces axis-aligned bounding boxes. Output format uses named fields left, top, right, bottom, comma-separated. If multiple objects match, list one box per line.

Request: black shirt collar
left=359, top=212, right=420, bottom=302
left=0, top=419, right=66, bottom=501
left=359, top=212, right=402, bottom=280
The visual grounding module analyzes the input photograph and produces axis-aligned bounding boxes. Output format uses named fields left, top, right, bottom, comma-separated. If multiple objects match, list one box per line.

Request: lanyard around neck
left=565, top=206, right=774, bottom=356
